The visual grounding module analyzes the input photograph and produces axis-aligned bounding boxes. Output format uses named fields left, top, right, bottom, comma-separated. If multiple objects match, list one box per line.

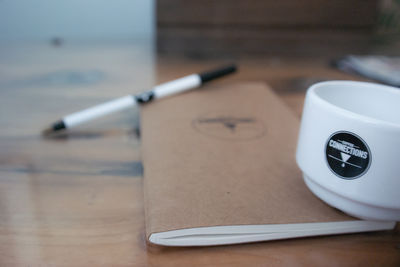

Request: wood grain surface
left=157, top=0, right=379, bottom=57
left=158, top=0, right=378, bottom=27
left=0, top=43, right=399, bottom=266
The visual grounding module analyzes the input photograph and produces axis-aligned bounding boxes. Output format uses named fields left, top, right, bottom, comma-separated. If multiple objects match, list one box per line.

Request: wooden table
left=0, top=42, right=398, bottom=266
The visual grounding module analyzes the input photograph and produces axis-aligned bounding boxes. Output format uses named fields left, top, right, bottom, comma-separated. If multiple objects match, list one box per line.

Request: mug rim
left=308, top=80, right=400, bottom=130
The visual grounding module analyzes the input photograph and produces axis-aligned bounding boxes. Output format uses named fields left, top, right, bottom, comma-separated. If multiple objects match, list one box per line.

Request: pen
left=42, top=64, right=237, bottom=135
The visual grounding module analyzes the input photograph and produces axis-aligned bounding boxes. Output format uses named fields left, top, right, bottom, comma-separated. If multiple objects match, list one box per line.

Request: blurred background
left=0, top=0, right=399, bottom=134
left=157, top=0, right=400, bottom=58
left=1, top=0, right=399, bottom=57
left=0, top=0, right=399, bottom=127
left=0, top=0, right=154, bottom=42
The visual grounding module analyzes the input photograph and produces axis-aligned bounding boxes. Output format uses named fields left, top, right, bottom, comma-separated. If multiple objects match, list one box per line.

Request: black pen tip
left=41, top=120, right=66, bottom=137
left=199, top=64, right=238, bottom=83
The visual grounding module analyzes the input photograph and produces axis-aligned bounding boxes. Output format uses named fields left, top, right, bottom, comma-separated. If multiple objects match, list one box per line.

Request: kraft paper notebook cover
left=141, top=82, right=395, bottom=247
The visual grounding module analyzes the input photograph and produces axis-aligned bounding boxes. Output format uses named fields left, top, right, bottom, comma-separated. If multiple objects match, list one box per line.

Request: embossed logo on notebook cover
left=192, top=110, right=266, bottom=140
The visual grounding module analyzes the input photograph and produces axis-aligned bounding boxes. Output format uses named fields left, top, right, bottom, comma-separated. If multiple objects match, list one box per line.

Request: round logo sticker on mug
left=325, top=131, right=371, bottom=179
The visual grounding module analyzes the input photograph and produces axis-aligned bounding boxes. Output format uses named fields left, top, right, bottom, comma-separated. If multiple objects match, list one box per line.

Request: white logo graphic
left=340, top=152, right=351, bottom=167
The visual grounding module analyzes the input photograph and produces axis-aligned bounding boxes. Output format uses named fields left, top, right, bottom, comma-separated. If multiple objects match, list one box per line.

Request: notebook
left=140, top=82, right=395, bottom=246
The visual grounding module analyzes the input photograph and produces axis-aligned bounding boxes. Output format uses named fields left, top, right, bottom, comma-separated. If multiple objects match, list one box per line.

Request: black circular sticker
left=325, top=131, right=371, bottom=179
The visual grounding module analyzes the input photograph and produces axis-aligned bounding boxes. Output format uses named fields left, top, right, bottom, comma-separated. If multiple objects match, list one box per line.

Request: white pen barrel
left=63, top=75, right=199, bottom=128
left=46, top=65, right=236, bottom=132
left=63, top=95, right=136, bottom=127
left=153, top=74, right=201, bottom=99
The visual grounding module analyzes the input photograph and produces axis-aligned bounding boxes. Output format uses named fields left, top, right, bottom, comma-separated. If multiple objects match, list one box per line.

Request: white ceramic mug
left=296, top=81, right=400, bottom=221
